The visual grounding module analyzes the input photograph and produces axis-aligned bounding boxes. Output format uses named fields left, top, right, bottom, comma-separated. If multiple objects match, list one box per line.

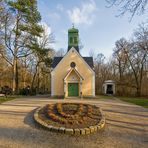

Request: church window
left=70, top=37, right=73, bottom=43
left=70, top=62, right=76, bottom=68
left=74, top=37, right=77, bottom=44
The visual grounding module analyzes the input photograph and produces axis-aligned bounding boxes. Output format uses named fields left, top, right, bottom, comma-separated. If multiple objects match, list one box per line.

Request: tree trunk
left=12, top=57, right=18, bottom=94
left=31, top=63, right=39, bottom=93
left=136, top=86, right=141, bottom=97
left=12, top=14, right=19, bottom=95
left=37, top=68, right=40, bottom=94
left=31, top=71, right=37, bottom=91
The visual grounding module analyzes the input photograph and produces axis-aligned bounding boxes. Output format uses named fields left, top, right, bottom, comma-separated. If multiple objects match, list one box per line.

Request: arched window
left=74, top=37, right=77, bottom=44
left=70, top=37, right=73, bottom=43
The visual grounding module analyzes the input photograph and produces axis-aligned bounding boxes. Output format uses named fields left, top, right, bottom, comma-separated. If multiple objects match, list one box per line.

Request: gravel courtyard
left=0, top=96, right=147, bottom=148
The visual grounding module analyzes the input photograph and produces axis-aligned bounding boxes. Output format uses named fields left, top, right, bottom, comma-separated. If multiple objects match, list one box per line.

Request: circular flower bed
left=34, top=103, right=105, bottom=135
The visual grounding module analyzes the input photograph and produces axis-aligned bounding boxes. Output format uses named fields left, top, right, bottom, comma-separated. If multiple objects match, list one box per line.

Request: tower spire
left=68, top=26, right=79, bottom=52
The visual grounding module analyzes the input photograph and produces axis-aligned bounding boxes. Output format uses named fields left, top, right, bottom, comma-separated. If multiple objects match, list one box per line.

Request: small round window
left=70, top=62, right=76, bottom=68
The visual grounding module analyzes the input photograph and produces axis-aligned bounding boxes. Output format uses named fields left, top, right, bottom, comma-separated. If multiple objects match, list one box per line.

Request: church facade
left=51, top=27, right=95, bottom=98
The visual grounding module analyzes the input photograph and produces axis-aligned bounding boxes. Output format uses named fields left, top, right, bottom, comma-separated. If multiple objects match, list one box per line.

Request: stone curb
left=34, top=106, right=105, bottom=136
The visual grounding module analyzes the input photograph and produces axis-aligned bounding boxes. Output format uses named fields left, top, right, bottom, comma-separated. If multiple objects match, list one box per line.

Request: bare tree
left=113, top=38, right=129, bottom=81
left=55, top=48, right=66, bottom=57
left=94, top=53, right=107, bottom=94
left=106, top=0, right=148, bottom=20
left=0, top=0, right=43, bottom=94
left=0, top=0, right=5, bottom=30
left=30, top=26, right=54, bottom=93
left=113, top=24, right=148, bottom=96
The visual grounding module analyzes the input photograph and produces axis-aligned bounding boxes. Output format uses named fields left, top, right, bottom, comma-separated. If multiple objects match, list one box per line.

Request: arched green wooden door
left=68, top=83, right=79, bottom=96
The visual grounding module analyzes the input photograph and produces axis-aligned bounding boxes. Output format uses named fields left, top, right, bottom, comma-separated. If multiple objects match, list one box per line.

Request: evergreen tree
left=2, top=0, right=43, bottom=94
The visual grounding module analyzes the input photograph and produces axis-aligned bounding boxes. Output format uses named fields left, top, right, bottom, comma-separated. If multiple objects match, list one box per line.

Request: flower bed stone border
left=34, top=104, right=105, bottom=136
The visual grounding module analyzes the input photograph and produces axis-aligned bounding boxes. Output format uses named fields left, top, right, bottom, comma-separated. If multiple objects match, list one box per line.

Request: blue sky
left=38, top=0, right=147, bottom=59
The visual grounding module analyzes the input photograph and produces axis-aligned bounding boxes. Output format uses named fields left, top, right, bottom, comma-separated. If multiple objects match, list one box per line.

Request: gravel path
left=0, top=96, right=148, bottom=148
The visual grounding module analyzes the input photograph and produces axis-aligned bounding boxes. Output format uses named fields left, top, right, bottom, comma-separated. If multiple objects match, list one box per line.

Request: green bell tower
left=68, top=25, right=79, bottom=52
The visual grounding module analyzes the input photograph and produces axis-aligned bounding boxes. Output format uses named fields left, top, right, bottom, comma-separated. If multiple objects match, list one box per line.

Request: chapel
left=51, top=26, right=95, bottom=98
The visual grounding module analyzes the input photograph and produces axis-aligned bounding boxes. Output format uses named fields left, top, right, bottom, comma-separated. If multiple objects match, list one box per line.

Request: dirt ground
left=0, top=96, right=147, bottom=148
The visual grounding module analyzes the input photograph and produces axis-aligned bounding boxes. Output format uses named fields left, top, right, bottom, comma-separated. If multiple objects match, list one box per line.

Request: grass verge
left=0, top=96, right=16, bottom=104
left=96, top=95, right=148, bottom=108
left=119, top=97, right=148, bottom=108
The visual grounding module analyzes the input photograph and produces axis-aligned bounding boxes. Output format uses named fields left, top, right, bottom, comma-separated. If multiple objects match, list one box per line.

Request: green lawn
left=0, top=97, right=16, bottom=104
left=96, top=95, right=148, bottom=108
left=118, top=97, right=148, bottom=108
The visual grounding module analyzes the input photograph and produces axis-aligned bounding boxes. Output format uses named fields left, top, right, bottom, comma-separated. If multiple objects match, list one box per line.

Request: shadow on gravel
left=104, top=109, right=148, bottom=118
left=23, top=108, right=106, bottom=138
left=24, top=108, right=42, bottom=130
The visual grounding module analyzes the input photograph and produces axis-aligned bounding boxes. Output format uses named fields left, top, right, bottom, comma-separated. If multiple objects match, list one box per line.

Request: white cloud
left=61, top=29, right=67, bottom=35
left=57, top=4, right=64, bottom=11
left=67, top=0, right=97, bottom=25
left=39, top=22, right=55, bottom=49
left=40, top=22, right=52, bottom=35
left=48, top=12, right=60, bottom=20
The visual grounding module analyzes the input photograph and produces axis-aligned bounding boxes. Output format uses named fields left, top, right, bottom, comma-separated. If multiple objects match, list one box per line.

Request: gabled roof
left=83, top=57, right=94, bottom=68
left=51, top=56, right=94, bottom=69
left=64, top=68, right=84, bottom=81
left=51, top=57, right=63, bottom=68
left=68, top=46, right=79, bottom=52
